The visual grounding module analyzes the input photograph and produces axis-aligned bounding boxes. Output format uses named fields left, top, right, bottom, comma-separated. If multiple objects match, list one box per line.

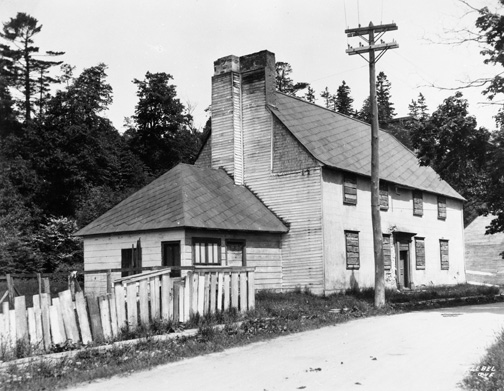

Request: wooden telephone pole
left=345, top=22, right=398, bottom=307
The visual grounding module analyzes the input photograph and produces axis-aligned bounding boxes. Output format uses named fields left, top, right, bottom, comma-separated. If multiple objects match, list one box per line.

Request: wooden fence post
left=106, top=270, right=112, bottom=294
left=43, top=278, right=50, bottom=295
left=37, top=273, right=42, bottom=297
left=7, top=274, right=14, bottom=307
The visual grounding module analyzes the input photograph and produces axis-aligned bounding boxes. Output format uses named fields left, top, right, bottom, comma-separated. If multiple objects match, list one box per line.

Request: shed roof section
left=76, top=164, right=289, bottom=236
left=272, top=93, right=464, bottom=200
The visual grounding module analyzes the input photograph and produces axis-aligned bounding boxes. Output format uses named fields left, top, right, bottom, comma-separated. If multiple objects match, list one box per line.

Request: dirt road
left=71, top=303, right=504, bottom=391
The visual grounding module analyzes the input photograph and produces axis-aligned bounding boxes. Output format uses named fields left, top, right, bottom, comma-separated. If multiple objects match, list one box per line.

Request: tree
left=303, top=85, right=316, bottom=103
left=334, top=81, right=354, bottom=115
left=320, top=87, right=332, bottom=109
left=275, top=62, right=309, bottom=96
left=126, top=72, right=200, bottom=176
left=410, top=92, right=490, bottom=224
left=358, top=72, right=396, bottom=127
left=0, top=12, right=64, bottom=121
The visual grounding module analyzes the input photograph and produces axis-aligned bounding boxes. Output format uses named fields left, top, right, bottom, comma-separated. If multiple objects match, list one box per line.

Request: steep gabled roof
left=272, top=93, right=464, bottom=200
left=76, top=164, right=288, bottom=236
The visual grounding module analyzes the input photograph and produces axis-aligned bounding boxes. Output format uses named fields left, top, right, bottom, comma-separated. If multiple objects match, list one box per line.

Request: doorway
left=162, top=241, right=181, bottom=277
left=396, top=239, right=411, bottom=289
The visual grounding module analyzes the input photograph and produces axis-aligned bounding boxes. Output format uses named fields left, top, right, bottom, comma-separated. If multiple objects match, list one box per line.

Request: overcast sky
left=0, top=0, right=501, bottom=131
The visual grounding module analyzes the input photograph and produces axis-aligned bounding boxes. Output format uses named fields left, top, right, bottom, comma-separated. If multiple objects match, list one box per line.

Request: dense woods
left=2, top=2, right=504, bottom=273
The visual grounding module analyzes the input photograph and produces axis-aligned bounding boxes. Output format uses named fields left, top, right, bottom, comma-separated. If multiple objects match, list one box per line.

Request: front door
left=162, top=241, right=181, bottom=277
left=396, top=240, right=411, bottom=289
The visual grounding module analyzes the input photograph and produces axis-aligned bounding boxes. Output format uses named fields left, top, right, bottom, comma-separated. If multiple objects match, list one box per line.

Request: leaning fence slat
left=217, top=273, right=223, bottom=312
left=99, top=296, right=112, bottom=340
left=53, top=297, right=66, bottom=341
left=179, top=283, right=186, bottom=322
left=32, top=295, right=43, bottom=346
left=209, top=273, right=217, bottom=314
left=114, top=285, right=126, bottom=331
left=59, top=290, right=79, bottom=343
left=40, top=293, right=51, bottom=350
left=49, top=302, right=65, bottom=345
left=197, top=274, right=205, bottom=316
left=27, top=307, right=36, bottom=346
left=150, top=277, right=160, bottom=321
left=126, top=283, right=137, bottom=330
left=223, top=273, right=230, bottom=311
left=139, top=280, right=149, bottom=325
left=161, top=274, right=172, bottom=320
left=108, top=294, right=118, bottom=338
left=75, top=291, right=92, bottom=344
left=203, top=274, right=210, bottom=315
left=0, top=313, right=5, bottom=343
left=183, top=276, right=190, bottom=321
left=14, top=296, right=28, bottom=342
left=239, top=272, right=247, bottom=312
left=173, top=282, right=180, bottom=323
left=190, top=273, right=198, bottom=317
left=9, top=310, right=16, bottom=348
left=247, top=271, right=255, bottom=310
left=87, top=296, right=103, bottom=342
left=231, top=273, right=239, bottom=309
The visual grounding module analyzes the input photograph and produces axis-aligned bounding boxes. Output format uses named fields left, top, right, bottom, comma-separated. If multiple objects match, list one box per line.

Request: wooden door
left=397, top=242, right=410, bottom=289
left=162, top=241, right=181, bottom=277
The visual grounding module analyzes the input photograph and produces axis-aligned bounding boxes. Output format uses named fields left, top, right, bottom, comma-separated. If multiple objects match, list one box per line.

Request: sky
left=0, top=0, right=502, bottom=132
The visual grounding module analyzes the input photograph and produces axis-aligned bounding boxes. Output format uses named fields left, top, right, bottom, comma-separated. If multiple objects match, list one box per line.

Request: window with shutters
left=415, top=238, right=425, bottom=270
left=383, top=234, right=391, bottom=270
left=193, top=238, right=221, bottom=265
left=440, top=239, right=449, bottom=270
left=345, top=231, right=360, bottom=270
left=438, top=196, right=447, bottom=220
left=379, top=181, right=389, bottom=210
left=343, top=174, right=357, bottom=205
left=413, top=190, right=423, bottom=216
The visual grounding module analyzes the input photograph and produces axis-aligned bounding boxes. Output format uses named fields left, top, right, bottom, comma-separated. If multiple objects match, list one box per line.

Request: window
left=415, top=238, right=425, bottom=270
left=438, top=196, right=447, bottom=220
left=162, top=241, right=181, bottom=277
left=343, top=174, right=357, bottom=205
left=383, top=234, right=391, bottom=270
left=440, top=239, right=449, bottom=270
left=193, top=238, right=221, bottom=265
left=121, top=246, right=142, bottom=277
left=413, top=190, right=423, bottom=216
left=226, top=240, right=246, bottom=267
left=379, top=181, right=389, bottom=210
left=345, top=231, right=360, bottom=270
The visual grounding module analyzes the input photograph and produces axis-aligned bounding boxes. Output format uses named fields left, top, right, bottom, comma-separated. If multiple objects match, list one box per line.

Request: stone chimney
left=210, top=50, right=276, bottom=186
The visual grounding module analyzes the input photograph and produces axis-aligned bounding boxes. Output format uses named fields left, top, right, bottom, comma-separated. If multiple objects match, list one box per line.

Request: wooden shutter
left=383, top=234, right=391, bottom=270
left=415, top=238, right=425, bottom=270
left=413, top=190, right=423, bottom=216
left=440, top=240, right=449, bottom=270
left=437, top=196, right=447, bottom=220
left=379, top=181, right=389, bottom=210
left=343, top=175, right=357, bottom=205
left=345, top=231, right=360, bottom=269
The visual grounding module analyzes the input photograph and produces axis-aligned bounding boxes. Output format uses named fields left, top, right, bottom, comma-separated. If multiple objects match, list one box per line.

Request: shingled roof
left=76, top=164, right=288, bottom=236
left=272, top=93, right=464, bottom=200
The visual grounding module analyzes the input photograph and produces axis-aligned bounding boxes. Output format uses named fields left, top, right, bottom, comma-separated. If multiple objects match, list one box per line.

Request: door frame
left=161, top=240, right=181, bottom=276
left=393, top=233, right=414, bottom=289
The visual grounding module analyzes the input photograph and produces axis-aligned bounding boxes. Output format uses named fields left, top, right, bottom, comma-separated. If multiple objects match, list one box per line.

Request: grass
left=0, top=284, right=501, bottom=390
left=462, top=329, right=504, bottom=390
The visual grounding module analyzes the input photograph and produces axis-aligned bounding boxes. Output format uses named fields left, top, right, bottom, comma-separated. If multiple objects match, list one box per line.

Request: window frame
left=440, top=239, right=449, bottom=270
left=415, top=237, right=426, bottom=270
left=192, top=237, right=222, bottom=266
left=413, top=190, right=423, bottom=216
left=343, top=174, right=357, bottom=205
left=345, top=230, right=360, bottom=270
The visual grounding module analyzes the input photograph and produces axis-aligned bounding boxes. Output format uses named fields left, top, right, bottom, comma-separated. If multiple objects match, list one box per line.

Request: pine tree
left=320, top=87, right=332, bottom=109
left=0, top=12, right=64, bottom=121
left=376, top=72, right=395, bottom=126
left=303, top=85, right=316, bottom=103
left=275, top=62, right=309, bottom=96
left=334, top=80, right=354, bottom=115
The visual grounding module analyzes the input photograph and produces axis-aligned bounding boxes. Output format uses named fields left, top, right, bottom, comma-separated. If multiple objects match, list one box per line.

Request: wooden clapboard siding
left=240, top=71, right=324, bottom=292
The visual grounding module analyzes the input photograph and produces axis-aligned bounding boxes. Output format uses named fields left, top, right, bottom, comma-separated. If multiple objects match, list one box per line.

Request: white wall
left=322, top=168, right=465, bottom=293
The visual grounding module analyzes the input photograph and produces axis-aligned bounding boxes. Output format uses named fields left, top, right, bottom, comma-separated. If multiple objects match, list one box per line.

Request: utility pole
left=345, top=22, right=398, bottom=308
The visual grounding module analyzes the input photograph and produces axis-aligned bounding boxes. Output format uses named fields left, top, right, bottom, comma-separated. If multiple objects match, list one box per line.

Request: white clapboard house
left=77, top=50, right=466, bottom=295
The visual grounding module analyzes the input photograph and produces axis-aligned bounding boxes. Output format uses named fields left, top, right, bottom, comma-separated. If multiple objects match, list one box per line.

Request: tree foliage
left=275, top=62, right=309, bottom=96
left=334, top=81, right=354, bottom=115
left=0, top=12, right=64, bottom=121
left=126, top=72, right=201, bottom=175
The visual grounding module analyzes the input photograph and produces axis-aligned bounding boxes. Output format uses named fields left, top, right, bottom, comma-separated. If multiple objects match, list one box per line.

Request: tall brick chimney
left=210, top=50, right=276, bottom=186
